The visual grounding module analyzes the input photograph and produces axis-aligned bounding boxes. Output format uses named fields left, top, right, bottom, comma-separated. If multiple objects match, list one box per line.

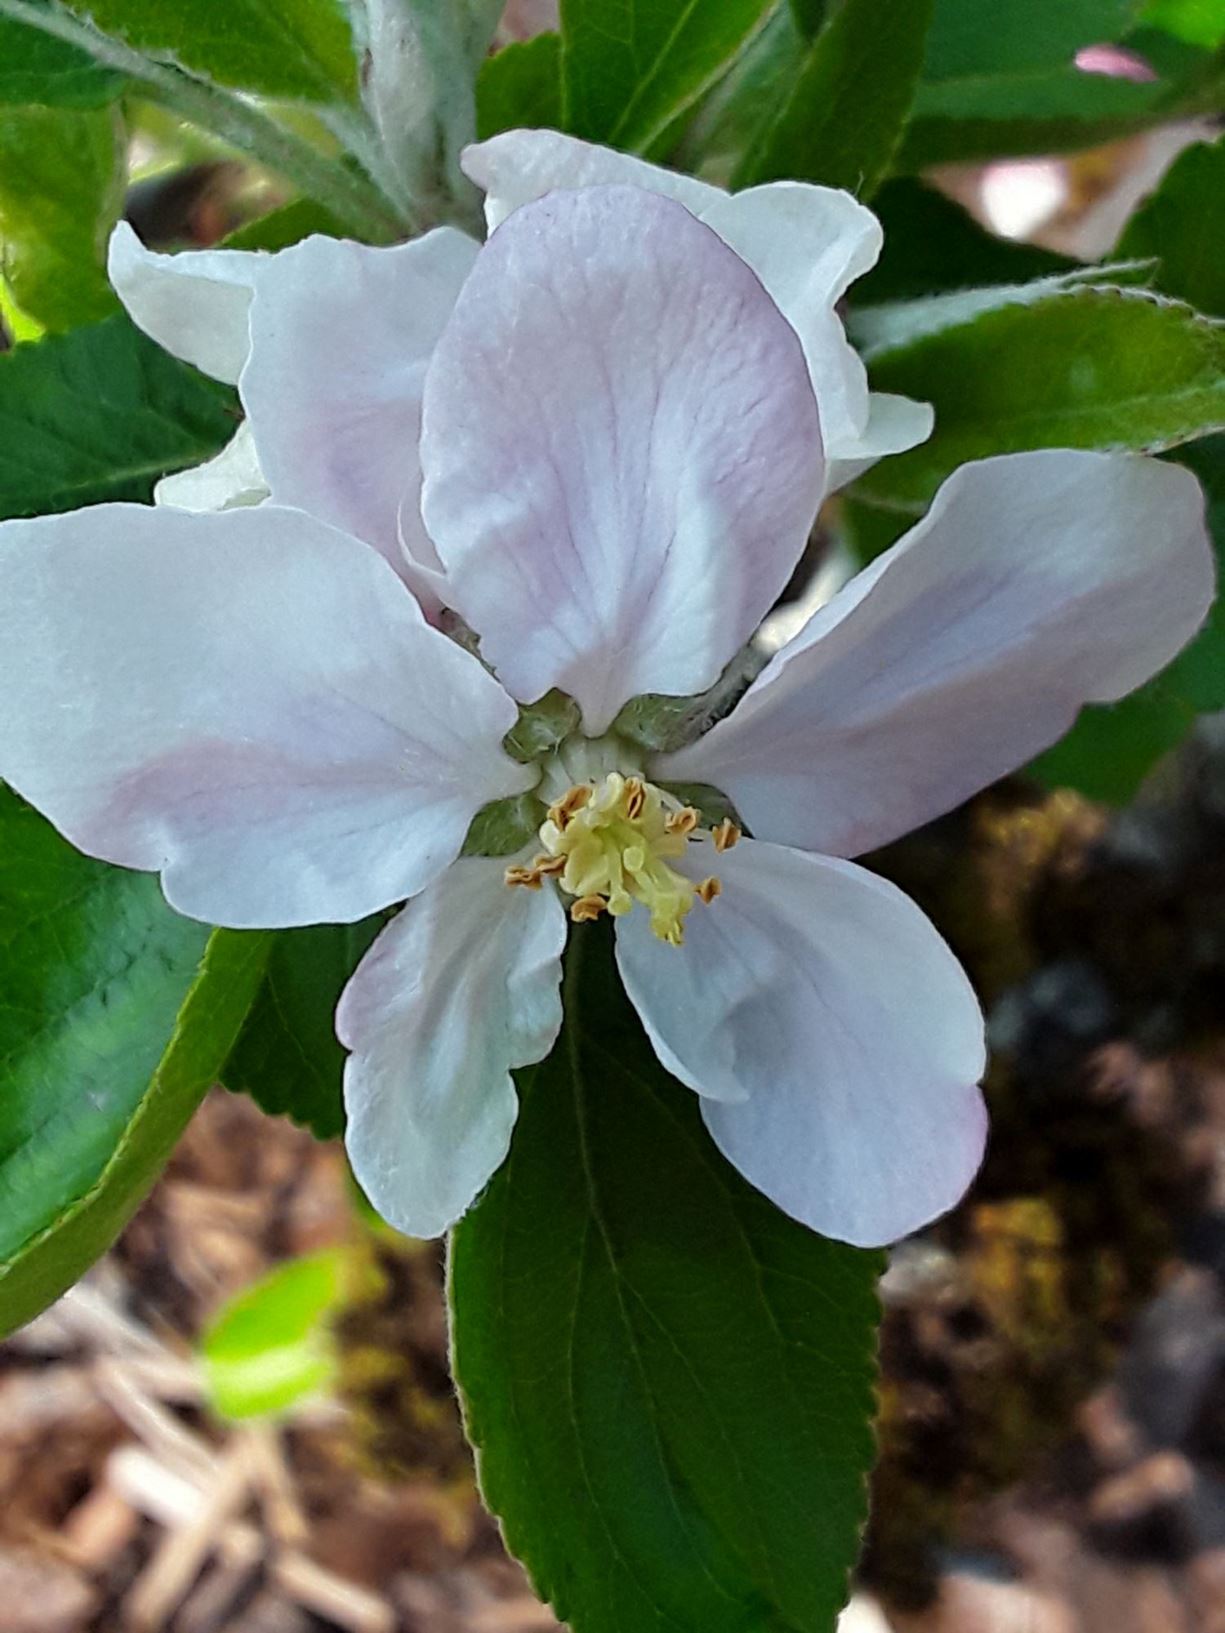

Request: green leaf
left=0, top=313, right=237, bottom=521
left=0, top=103, right=124, bottom=330
left=0, top=14, right=125, bottom=104
left=59, top=0, right=359, bottom=103
left=855, top=177, right=1075, bottom=306
left=1031, top=434, right=1225, bottom=800
left=0, top=791, right=270, bottom=1337
left=924, top=0, right=1140, bottom=81
left=788, top=0, right=828, bottom=37
left=895, top=0, right=1216, bottom=166
left=857, top=286, right=1225, bottom=510
left=202, top=1250, right=347, bottom=1420
left=736, top=0, right=934, bottom=197
left=1118, top=133, right=1225, bottom=316
left=222, top=920, right=383, bottom=1140
left=477, top=31, right=562, bottom=140
left=560, top=0, right=777, bottom=153
left=1142, top=0, right=1225, bottom=46
left=221, top=196, right=348, bottom=253
left=450, top=923, right=882, bottom=1633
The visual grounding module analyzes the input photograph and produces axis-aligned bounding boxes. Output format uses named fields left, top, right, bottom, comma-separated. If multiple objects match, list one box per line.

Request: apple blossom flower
left=0, top=180, right=1213, bottom=1251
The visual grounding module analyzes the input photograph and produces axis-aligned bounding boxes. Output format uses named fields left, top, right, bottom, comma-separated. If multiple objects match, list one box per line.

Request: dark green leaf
left=1118, top=132, right=1225, bottom=316
left=222, top=919, right=383, bottom=1140
left=0, top=790, right=269, bottom=1336
left=0, top=103, right=124, bottom=330
left=202, top=1250, right=347, bottom=1420
left=858, top=286, right=1225, bottom=510
left=560, top=0, right=777, bottom=153
left=737, top=0, right=933, bottom=198
left=221, top=196, right=348, bottom=253
left=855, top=178, right=1075, bottom=306
left=1031, top=434, right=1225, bottom=800
left=0, top=15, right=125, bottom=105
left=0, top=313, right=236, bottom=521
left=477, top=32, right=562, bottom=140
left=788, top=0, right=827, bottom=37
left=667, top=4, right=804, bottom=187
left=60, top=0, right=359, bottom=103
left=924, top=0, right=1140, bottom=81
left=451, top=923, right=882, bottom=1633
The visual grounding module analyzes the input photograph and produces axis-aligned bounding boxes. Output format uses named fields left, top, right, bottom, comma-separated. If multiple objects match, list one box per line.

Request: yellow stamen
left=569, top=894, right=606, bottom=923
left=712, top=819, right=742, bottom=853
left=519, top=771, right=724, bottom=945
left=548, top=784, right=593, bottom=830
left=665, top=806, right=699, bottom=837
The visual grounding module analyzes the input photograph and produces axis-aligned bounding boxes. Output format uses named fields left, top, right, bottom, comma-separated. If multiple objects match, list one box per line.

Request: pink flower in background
left=0, top=158, right=1213, bottom=1249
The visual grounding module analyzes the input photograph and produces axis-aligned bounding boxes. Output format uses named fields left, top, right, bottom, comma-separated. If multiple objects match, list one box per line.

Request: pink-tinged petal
left=154, top=421, right=268, bottom=511
left=660, top=451, right=1215, bottom=858
left=461, top=138, right=931, bottom=481
left=698, top=183, right=890, bottom=465
left=420, top=185, right=824, bottom=733
left=615, top=840, right=987, bottom=1247
left=0, top=504, right=532, bottom=928
left=107, top=221, right=263, bottom=385
left=241, top=229, right=479, bottom=579
left=339, top=857, right=566, bottom=1239
left=461, top=128, right=722, bottom=231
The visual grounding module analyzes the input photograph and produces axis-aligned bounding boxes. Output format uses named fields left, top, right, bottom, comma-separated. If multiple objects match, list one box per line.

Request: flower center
left=504, top=771, right=739, bottom=946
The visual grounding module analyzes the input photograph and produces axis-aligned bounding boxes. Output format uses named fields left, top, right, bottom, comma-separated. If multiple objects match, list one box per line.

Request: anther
left=623, top=777, right=646, bottom=821
left=712, top=819, right=742, bottom=853
left=570, top=894, right=606, bottom=923
left=665, top=806, right=699, bottom=837
left=504, top=865, right=543, bottom=890
left=549, top=784, right=593, bottom=830
left=696, top=876, right=722, bottom=904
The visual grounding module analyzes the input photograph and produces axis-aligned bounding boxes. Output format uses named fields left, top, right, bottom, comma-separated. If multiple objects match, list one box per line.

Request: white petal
left=339, top=857, right=566, bottom=1239
left=108, top=221, right=263, bottom=385
left=461, top=139, right=931, bottom=481
left=615, top=840, right=987, bottom=1246
left=698, top=183, right=883, bottom=460
left=420, top=185, right=823, bottom=733
left=154, top=421, right=268, bottom=511
left=0, top=503, right=532, bottom=928
left=461, top=128, right=722, bottom=231
left=661, top=451, right=1216, bottom=858
left=241, top=229, right=480, bottom=577
left=823, top=392, right=935, bottom=495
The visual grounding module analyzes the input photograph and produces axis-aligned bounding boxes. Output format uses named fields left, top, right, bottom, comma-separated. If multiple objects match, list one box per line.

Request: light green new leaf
left=0, top=102, right=124, bottom=330
left=0, top=313, right=237, bottom=521
left=222, top=919, right=383, bottom=1141
left=1119, top=133, right=1225, bottom=317
left=203, top=1251, right=347, bottom=1420
left=477, top=32, right=561, bottom=140
left=0, top=13, right=125, bottom=104
left=1143, top=0, right=1225, bottom=46
left=858, top=286, right=1225, bottom=510
left=451, top=923, right=882, bottom=1633
left=0, top=791, right=270, bottom=1337
left=60, top=0, right=359, bottom=103
left=736, top=0, right=933, bottom=197
left=560, top=0, right=777, bottom=153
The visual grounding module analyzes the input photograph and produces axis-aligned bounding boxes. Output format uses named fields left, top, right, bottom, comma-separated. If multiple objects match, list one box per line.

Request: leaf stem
left=0, top=0, right=404, bottom=243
